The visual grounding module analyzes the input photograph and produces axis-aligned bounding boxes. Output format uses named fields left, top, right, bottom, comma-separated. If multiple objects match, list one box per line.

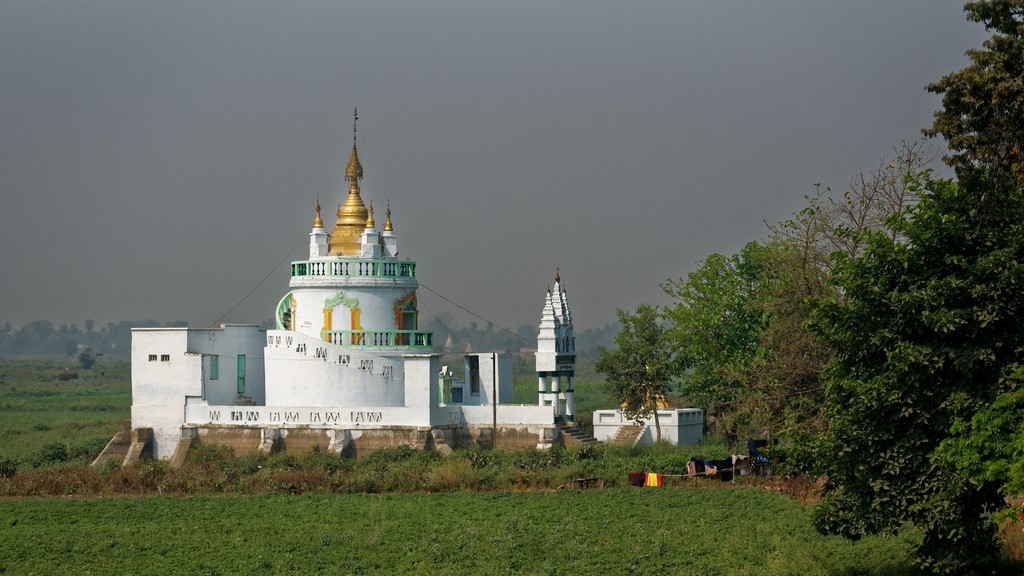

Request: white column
left=538, top=374, right=547, bottom=406
left=552, top=375, right=561, bottom=418
left=566, top=375, right=576, bottom=420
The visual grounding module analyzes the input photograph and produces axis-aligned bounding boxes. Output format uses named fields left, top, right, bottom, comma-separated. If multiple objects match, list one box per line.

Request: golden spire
left=555, top=268, right=561, bottom=283
left=313, top=199, right=324, bottom=228
left=328, top=109, right=370, bottom=256
left=366, top=203, right=375, bottom=229
left=344, top=108, right=364, bottom=182
left=383, top=202, right=394, bottom=232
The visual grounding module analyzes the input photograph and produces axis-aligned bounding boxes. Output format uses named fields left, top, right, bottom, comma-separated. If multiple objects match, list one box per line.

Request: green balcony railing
left=322, top=330, right=434, bottom=349
left=291, top=259, right=416, bottom=279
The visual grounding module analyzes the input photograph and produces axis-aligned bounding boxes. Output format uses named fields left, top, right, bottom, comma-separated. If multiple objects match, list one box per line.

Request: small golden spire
left=383, top=202, right=394, bottom=232
left=313, top=199, right=324, bottom=228
left=344, top=108, right=363, bottom=182
left=329, top=108, right=370, bottom=256
left=555, top=268, right=561, bottom=283
left=366, top=203, right=375, bottom=229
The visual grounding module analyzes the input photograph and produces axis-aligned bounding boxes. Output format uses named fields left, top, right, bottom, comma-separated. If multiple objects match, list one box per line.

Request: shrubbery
left=0, top=440, right=740, bottom=497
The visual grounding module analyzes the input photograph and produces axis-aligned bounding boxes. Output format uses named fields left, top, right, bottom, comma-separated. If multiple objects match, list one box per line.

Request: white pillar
left=566, top=375, right=576, bottom=420
left=538, top=374, right=547, bottom=406
left=552, top=375, right=561, bottom=418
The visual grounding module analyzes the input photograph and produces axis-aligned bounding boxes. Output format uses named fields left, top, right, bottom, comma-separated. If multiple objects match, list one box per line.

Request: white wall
left=131, top=328, right=196, bottom=459
left=132, top=326, right=267, bottom=458
left=454, top=404, right=553, bottom=427
left=263, top=330, right=409, bottom=407
left=593, top=409, right=704, bottom=445
left=453, top=353, right=512, bottom=406
left=185, top=326, right=266, bottom=405
left=289, top=283, right=417, bottom=340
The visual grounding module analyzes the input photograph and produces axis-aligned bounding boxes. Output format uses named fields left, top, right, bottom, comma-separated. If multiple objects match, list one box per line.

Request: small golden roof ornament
left=329, top=108, right=370, bottom=256
left=555, top=268, right=561, bottom=283
left=313, top=199, right=324, bottom=228
left=365, top=203, right=375, bottom=229
left=383, top=202, right=394, bottom=232
left=344, top=108, right=364, bottom=182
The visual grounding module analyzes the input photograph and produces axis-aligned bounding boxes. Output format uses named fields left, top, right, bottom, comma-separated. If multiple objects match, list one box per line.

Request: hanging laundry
left=645, top=472, right=664, bottom=487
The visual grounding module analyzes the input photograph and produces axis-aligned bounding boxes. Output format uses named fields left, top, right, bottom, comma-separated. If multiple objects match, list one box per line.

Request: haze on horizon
left=0, top=1, right=987, bottom=333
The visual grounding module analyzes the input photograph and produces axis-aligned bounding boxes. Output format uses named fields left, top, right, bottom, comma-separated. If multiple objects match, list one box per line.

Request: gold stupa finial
left=366, top=203, right=375, bottom=229
left=555, top=268, right=561, bottom=283
left=314, top=198, right=324, bottom=228
left=329, top=108, right=370, bottom=256
left=383, top=201, right=394, bottom=232
left=345, top=108, right=363, bottom=182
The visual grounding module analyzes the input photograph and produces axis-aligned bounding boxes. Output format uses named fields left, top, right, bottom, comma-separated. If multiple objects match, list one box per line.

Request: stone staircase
left=169, top=434, right=196, bottom=469
left=91, top=419, right=132, bottom=467
left=430, top=429, right=453, bottom=455
left=609, top=424, right=645, bottom=447
left=559, top=422, right=598, bottom=446
left=91, top=421, right=154, bottom=467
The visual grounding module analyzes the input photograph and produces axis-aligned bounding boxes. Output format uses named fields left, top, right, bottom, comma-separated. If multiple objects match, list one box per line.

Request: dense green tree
left=662, top=242, right=768, bottom=436
left=926, top=0, right=1024, bottom=190
left=662, top=143, right=931, bottom=443
left=813, top=172, right=1022, bottom=573
left=812, top=3, right=1024, bottom=572
left=77, top=347, right=96, bottom=370
left=937, top=376, right=1024, bottom=495
left=595, top=304, right=679, bottom=441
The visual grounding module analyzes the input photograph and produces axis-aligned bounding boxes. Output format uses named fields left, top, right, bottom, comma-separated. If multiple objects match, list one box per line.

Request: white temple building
left=103, top=119, right=600, bottom=464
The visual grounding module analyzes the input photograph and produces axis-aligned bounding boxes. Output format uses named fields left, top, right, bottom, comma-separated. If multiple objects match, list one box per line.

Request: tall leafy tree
left=662, top=144, right=929, bottom=442
left=925, top=0, right=1024, bottom=190
left=814, top=3, right=1024, bottom=572
left=662, top=242, right=768, bottom=437
left=595, top=304, right=679, bottom=441
left=812, top=173, right=1022, bottom=573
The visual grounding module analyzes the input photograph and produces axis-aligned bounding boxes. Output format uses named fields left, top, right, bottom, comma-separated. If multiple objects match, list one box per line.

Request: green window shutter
left=237, top=355, right=246, bottom=394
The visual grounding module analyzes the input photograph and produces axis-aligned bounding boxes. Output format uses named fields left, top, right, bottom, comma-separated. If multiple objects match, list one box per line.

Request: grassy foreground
left=0, top=489, right=920, bottom=576
left=2, top=358, right=1022, bottom=573
left=0, top=359, right=130, bottom=463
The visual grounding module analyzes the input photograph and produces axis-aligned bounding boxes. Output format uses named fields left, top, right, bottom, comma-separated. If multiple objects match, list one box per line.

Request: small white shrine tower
left=536, top=271, right=576, bottom=422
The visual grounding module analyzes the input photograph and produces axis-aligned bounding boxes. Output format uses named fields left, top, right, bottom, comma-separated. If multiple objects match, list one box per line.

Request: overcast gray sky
left=0, top=1, right=988, bottom=332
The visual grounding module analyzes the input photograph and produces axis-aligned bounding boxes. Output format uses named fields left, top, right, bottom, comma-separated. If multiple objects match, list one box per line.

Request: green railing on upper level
left=291, top=259, right=416, bottom=279
left=322, top=330, right=433, bottom=349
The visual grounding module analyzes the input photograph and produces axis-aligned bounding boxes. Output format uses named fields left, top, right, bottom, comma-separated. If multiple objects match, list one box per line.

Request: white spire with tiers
left=536, top=270, right=577, bottom=422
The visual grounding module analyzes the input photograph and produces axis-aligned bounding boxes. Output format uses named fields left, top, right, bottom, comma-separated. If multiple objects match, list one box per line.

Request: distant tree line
left=0, top=316, right=618, bottom=361
left=420, top=312, right=618, bottom=358
left=0, top=319, right=187, bottom=359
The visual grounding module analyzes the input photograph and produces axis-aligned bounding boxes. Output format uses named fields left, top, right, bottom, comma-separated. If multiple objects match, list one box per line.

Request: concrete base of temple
left=93, top=422, right=565, bottom=466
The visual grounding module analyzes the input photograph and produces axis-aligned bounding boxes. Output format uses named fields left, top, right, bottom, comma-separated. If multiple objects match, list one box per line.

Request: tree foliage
left=662, top=244, right=765, bottom=429
left=810, top=3, right=1024, bottom=572
left=811, top=173, right=1024, bottom=573
left=595, top=304, right=679, bottom=441
left=77, top=347, right=96, bottom=370
left=661, top=143, right=931, bottom=443
left=926, top=0, right=1024, bottom=190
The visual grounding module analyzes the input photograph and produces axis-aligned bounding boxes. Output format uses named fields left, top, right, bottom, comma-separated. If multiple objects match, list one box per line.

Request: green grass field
left=0, top=489, right=923, bottom=576
left=0, top=359, right=131, bottom=463
left=2, top=357, right=1022, bottom=574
